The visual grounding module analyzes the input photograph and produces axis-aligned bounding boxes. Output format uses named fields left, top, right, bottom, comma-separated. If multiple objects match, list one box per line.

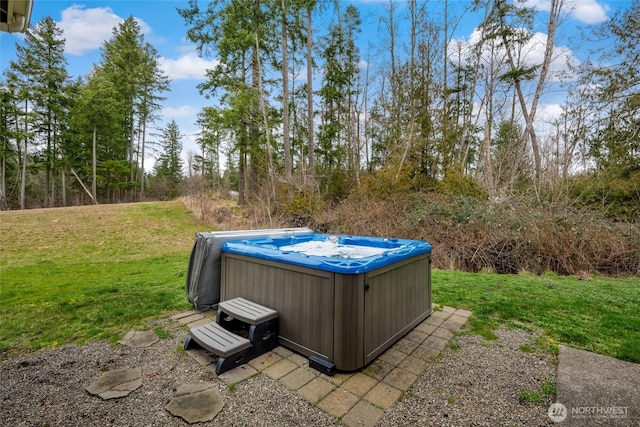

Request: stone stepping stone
left=120, top=330, right=159, bottom=348
left=85, top=368, right=143, bottom=400
left=165, top=383, right=224, bottom=423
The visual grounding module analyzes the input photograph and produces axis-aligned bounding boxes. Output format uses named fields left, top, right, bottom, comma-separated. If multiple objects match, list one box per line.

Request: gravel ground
left=1, top=317, right=556, bottom=426
left=380, top=327, right=556, bottom=426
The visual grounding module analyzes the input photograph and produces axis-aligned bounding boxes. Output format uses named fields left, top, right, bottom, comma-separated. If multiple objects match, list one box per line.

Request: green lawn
left=1, top=201, right=638, bottom=364
left=433, top=270, right=639, bottom=363
left=0, top=201, right=208, bottom=355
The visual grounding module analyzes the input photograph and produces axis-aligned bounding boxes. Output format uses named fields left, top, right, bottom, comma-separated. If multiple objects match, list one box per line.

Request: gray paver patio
left=364, top=382, right=403, bottom=410
left=341, top=400, right=385, bottom=427
left=318, top=389, right=360, bottom=418
left=342, top=372, right=378, bottom=397
left=176, top=305, right=471, bottom=424
left=296, top=377, right=336, bottom=404
left=279, top=367, right=316, bottom=390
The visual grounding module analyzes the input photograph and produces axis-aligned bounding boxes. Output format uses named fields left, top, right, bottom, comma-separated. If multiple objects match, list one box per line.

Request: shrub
left=276, top=185, right=326, bottom=228
left=355, top=168, right=412, bottom=201
left=315, top=191, right=640, bottom=276
left=569, top=170, right=640, bottom=221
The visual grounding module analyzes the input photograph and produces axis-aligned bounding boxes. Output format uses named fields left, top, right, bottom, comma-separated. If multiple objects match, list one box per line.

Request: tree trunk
left=281, top=0, right=292, bottom=182
left=45, top=116, right=51, bottom=208
left=92, top=124, right=98, bottom=204
left=129, top=108, right=136, bottom=201
left=530, top=0, right=562, bottom=125
left=20, top=135, right=27, bottom=210
left=238, top=142, right=247, bottom=206
left=499, top=0, right=563, bottom=185
left=306, top=5, right=315, bottom=186
left=61, top=167, right=67, bottom=207
left=71, top=168, right=96, bottom=203
left=0, top=134, right=6, bottom=210
left=255, top=33, right=276, bottom=199
left=483, top=110, right=495, bottom=197
left=20, top=98, right=27, bottom=210
left=140, top=116, right=146, bottom=201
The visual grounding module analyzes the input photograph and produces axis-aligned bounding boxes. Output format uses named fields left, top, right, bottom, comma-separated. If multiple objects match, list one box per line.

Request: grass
left=433, top=269, right=640, bottom=363
left=519, top=376, right=556, bottom=405
left=1, top=201, right=638, bottom=366
left=0, top=201, right=208, bottom=356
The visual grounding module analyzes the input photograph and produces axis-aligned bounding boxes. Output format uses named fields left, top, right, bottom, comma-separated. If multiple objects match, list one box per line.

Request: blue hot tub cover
left=221, top=234, right=432, bottom=274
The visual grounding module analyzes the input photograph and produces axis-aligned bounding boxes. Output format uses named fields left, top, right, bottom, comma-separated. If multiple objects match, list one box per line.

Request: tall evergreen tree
left=0, top=69, right=33, bottom=210
left=194, top=106, right=227, bottom=188
left=136, top=43, right=170, bottom=200
left=10, top=17, right=69, bottom=207
left=317, top=4, right=361, bottom=196
left=99, top=16, right=169, bottom=201
left=69, top=67, right=122, bottom=203
left=152, top=120, right=184, bottom=199
left=0, top=76, right=21, bottom=210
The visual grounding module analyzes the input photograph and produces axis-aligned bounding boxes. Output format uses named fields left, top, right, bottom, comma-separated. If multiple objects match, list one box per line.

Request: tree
left=317, top=4, right=361, bottom=196
left=481, top=0, right=564, bottom=187
left=5, top=50, right=36, bottom=210
left=279, top=0, right=292, bottom=182
left=194, top=106, right=228, bottom=188
left=0, top=76, right=21, bottom=210
left=305, top=0, right=317, bottom=185
left=69, top=67, right=121, bottom=203
left=151, top=120, right=184, bottom=199
left=582, top=0, right=639, bottom=175
left=567, top=0, right=640, bottom=219
left=99, top=16, right=169, bottom=201
left=179, top=0, right=274, bottom=205
left=10, top=17, right=69, bottom=207
left=136, top=43, right=170, bottom=200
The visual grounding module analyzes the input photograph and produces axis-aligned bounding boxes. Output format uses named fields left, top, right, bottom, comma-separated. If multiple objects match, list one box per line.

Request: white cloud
left=449, top=28, right=580, bottom=82
left=538, top=103, right=564, bottom=123
left=161, top=105, right=198, bottom=118
left=523, top=0, right=609, bottom=24
left=567, top=0, right=609, bottom=24
left=175, top=41, right=199, bottom=54
left=158, top=53, right=218, bottom=81
left=59, top=5, right=151, bottom=56
left=521, top=32, right=580, bottom=81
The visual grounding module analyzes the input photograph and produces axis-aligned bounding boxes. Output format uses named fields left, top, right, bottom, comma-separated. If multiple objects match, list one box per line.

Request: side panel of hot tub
left=363, top=253, right=432, bottom=365
left=333, top=273, right=365, bottom=371
left=220, top=253, right=335, bottom=361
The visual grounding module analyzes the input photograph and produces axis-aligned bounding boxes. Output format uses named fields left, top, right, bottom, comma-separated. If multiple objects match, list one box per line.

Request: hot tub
left=220, top=234, right=432, bottom=371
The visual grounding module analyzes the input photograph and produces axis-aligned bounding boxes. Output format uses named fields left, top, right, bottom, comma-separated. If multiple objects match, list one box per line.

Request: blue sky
left=0, top=0, right=633, bottom=169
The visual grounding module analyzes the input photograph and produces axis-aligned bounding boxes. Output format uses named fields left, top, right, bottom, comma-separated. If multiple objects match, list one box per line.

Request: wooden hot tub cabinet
left=220, top=249, right=431, bottom=371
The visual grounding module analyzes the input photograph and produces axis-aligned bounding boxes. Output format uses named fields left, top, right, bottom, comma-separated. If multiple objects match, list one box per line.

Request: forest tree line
left=1, top=0, right=638, bottom=220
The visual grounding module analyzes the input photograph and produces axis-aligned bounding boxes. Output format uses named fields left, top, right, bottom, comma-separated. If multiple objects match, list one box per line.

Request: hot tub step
left=218, top=297, right=278, bottom=325
left=185, top=322, right=251, bottom=358
left=184, top=298, right=279, bottom=375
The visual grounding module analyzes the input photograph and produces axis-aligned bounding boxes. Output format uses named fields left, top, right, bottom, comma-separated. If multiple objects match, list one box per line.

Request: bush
left=354, top=168, right=412, bottom=201
left=569, top=171, right=640, bottom=221
left=315, top=191, right=640, bottom=276
left=440, top=170, right=488, bottom=199
left=275, top=185, right=326, bottom=228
